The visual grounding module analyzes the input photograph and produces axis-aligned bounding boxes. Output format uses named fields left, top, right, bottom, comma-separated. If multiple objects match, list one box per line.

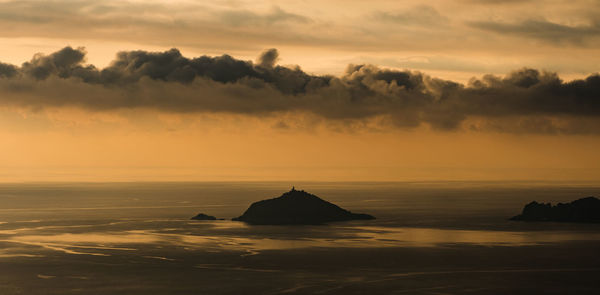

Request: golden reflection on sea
left=2, top=221, right=600, bottom=258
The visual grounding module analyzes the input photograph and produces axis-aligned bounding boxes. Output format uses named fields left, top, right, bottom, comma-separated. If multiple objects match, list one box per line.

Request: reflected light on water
left=350, top=226, right=600, bottom=246
left=3, top=221, right=600, bottom=258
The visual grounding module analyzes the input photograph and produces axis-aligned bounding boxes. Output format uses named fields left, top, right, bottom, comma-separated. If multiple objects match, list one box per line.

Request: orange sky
left=0, top=0, right=599, bottom=182
left=1, top=108, right=599, bottom=182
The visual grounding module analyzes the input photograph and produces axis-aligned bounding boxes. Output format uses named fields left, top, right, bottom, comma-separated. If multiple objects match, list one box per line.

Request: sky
left=0, top=0, right=599, bottom=182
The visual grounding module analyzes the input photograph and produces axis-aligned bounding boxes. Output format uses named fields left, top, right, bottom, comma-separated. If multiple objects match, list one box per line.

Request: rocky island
left=232, top=187, right=375, bottom=225
left=510, top=196, right=600, bottom=223
left=190, top=213, right=218, bottom=220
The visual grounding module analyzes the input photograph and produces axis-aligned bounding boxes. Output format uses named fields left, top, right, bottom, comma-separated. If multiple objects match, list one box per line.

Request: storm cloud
left=0, top=46, right=599, bottom=134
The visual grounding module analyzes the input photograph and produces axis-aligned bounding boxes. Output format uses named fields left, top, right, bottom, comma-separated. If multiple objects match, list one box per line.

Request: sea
left=1, top=181, right=599, bottom=294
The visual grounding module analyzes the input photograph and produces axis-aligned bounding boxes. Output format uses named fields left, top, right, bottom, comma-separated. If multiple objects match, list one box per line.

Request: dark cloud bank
left=1, top=46, right=599, bottom=134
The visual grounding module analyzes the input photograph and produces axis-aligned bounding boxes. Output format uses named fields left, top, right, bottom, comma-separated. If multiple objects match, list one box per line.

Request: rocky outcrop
left=510, top=196, right=600, bottom=223
left=191, top=213, right=218, bottom=220
left=232, top=188, right=375, bottom=225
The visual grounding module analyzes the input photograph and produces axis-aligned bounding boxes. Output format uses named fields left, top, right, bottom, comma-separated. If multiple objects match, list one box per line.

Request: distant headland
left=510, top=196, right=600, bottom=223
left=231, top=187, right=375, bottom=225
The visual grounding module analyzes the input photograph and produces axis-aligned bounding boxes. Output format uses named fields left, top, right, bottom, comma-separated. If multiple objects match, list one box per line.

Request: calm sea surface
left=1, top=182, right=599, bottom=294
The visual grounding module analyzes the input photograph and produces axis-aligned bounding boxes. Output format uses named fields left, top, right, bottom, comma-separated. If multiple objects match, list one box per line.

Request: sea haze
left=1, top=182, right=599, bottom=294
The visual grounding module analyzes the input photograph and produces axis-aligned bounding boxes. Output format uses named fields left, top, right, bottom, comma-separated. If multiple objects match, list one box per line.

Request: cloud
left=21, top=46, right=89, bottom=80
left=0, top=46, right=599, bottom=134
left=374, top=5, right=448, bottom=27
left=0, top=62, right=18, bottom=78
left=219, top=6, right=311, bottom=26
left=1, top=0, right=600, bottom=81
left=257, top=48, right=279, bottom=68
left=461, top=0, right=530, bottom=4
left=469, top=19, right=600, bottom=45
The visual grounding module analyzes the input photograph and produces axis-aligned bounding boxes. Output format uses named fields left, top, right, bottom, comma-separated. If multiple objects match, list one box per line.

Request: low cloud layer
left=0, top=47, right=599, bottom=134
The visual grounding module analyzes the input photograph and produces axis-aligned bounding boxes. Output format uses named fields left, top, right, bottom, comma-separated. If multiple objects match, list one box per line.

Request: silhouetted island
left=232, top=187, right=375, bottom=225
left=510, top=196, right=600, bottom=223
left=191, top=213, right=218, bottom=220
